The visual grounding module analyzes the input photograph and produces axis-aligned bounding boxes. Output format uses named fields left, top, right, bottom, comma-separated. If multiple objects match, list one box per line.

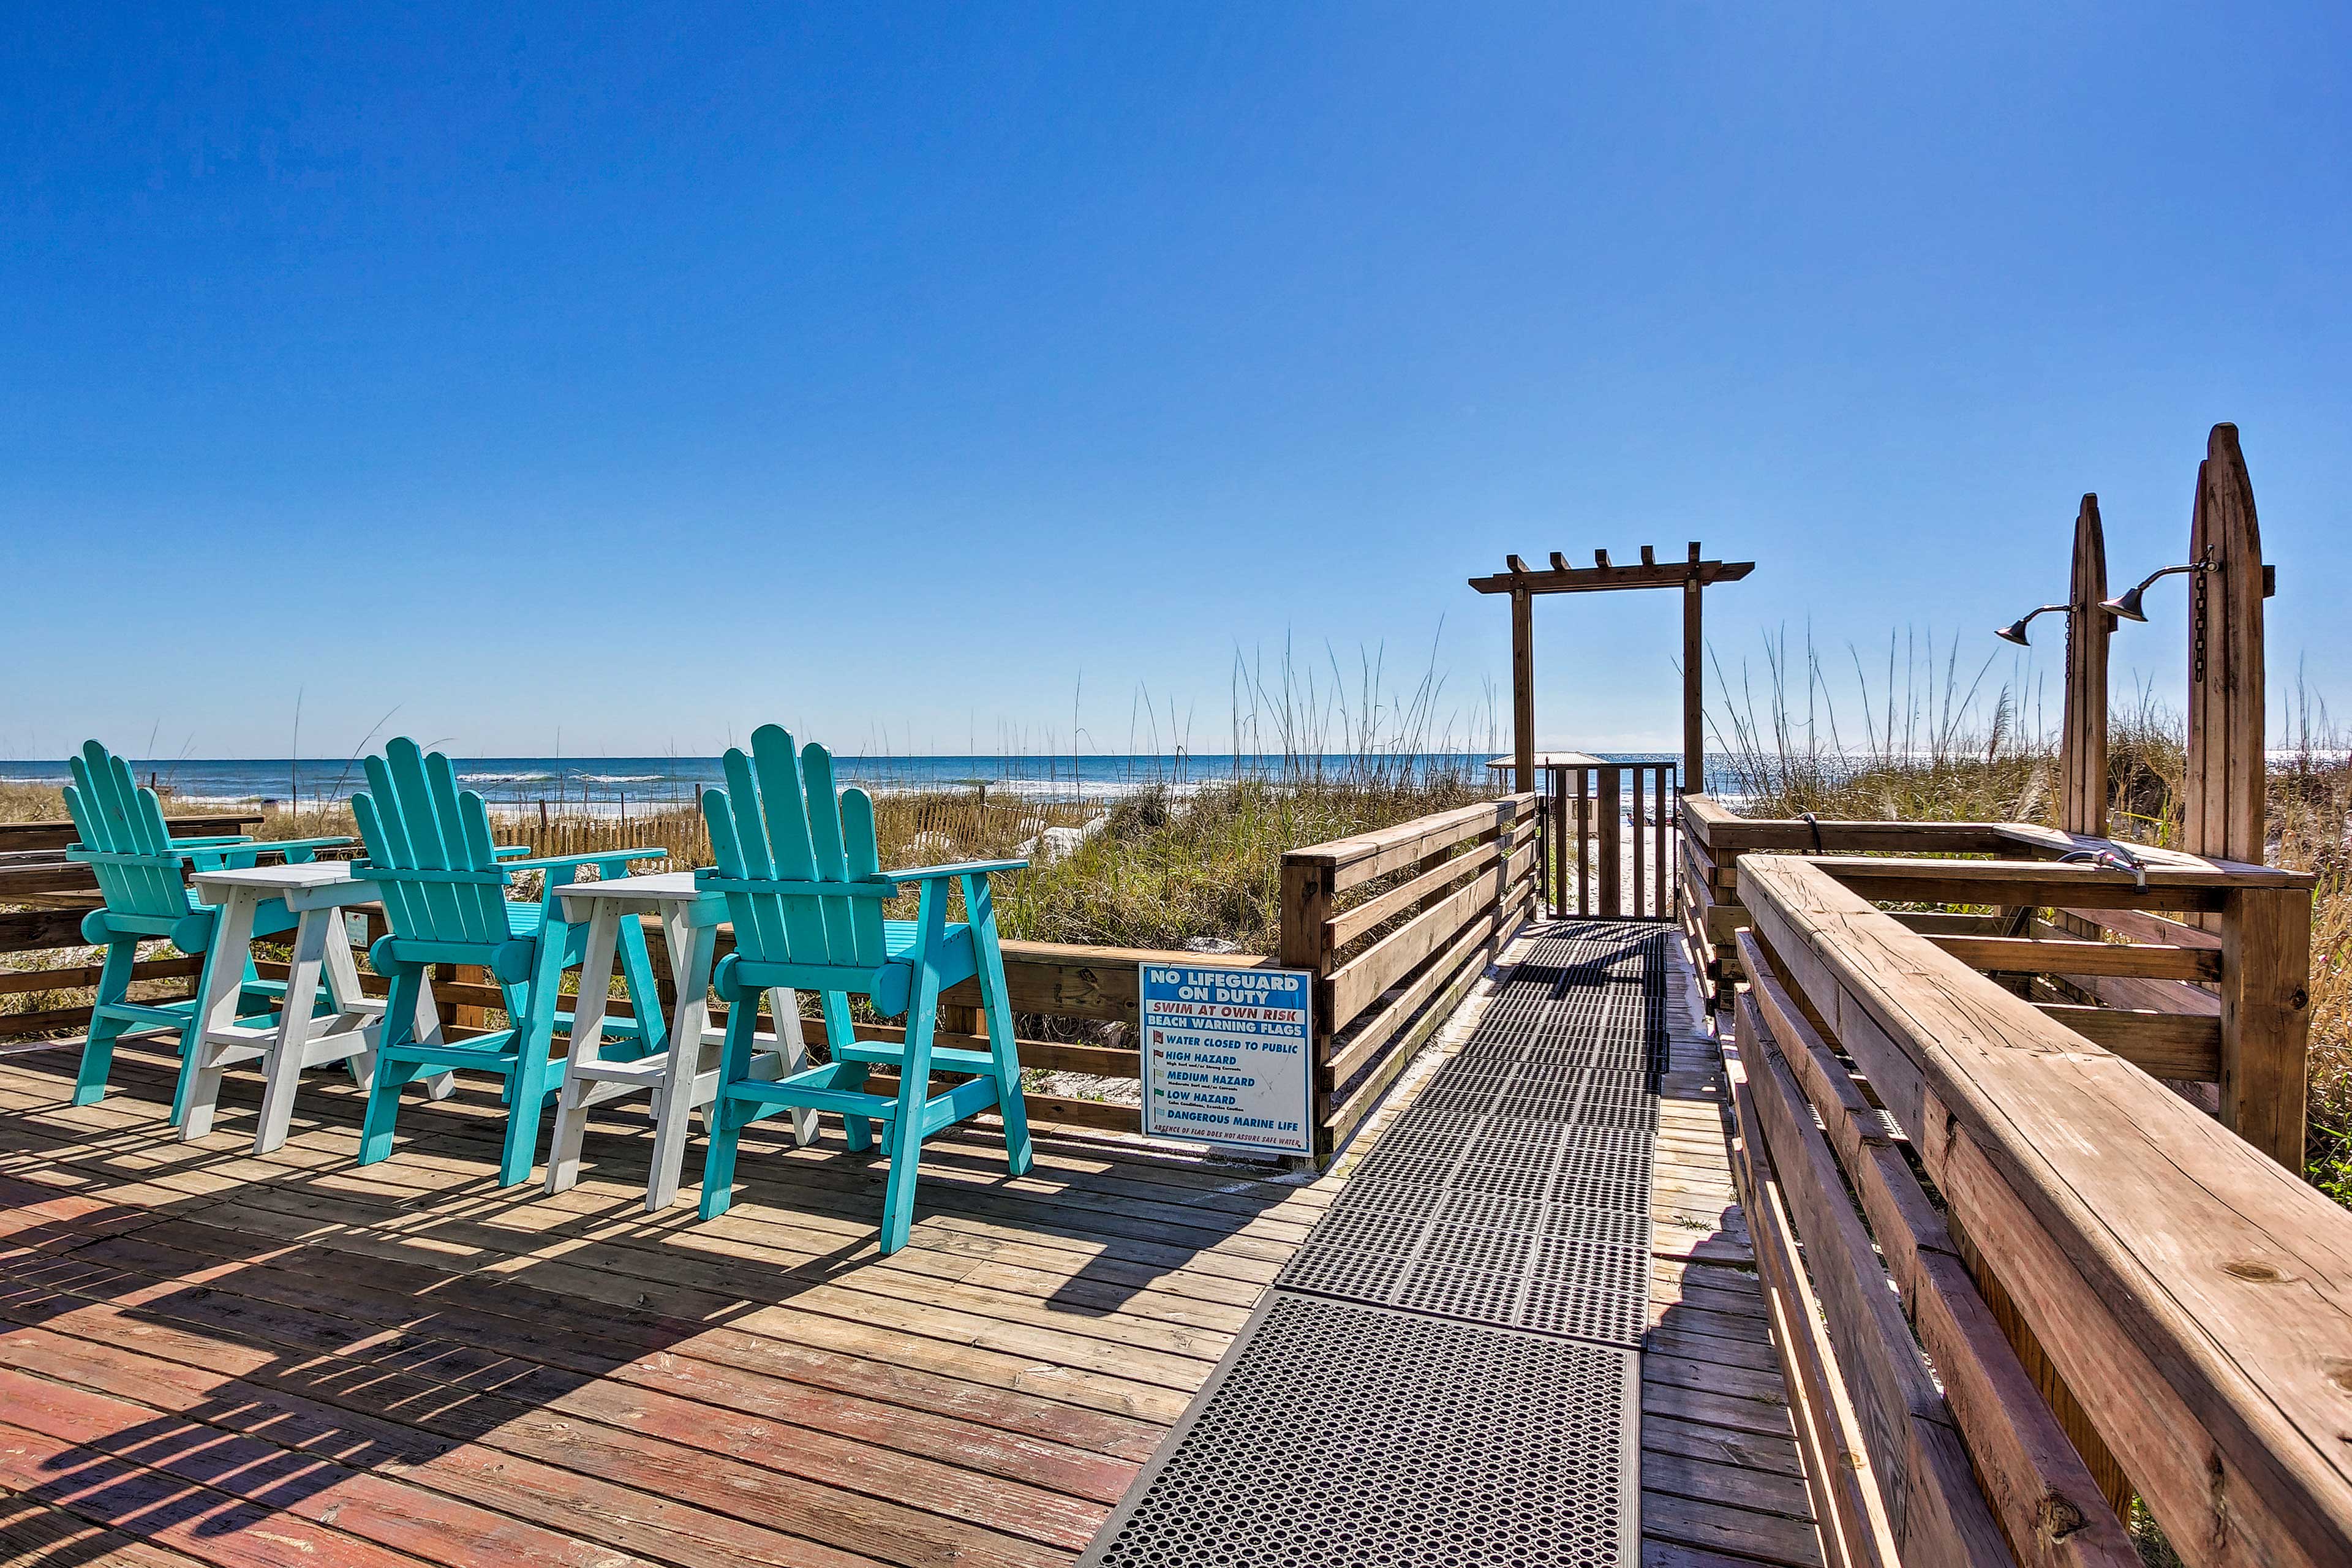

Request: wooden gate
left=1531, top=755, right=1677, bottom=921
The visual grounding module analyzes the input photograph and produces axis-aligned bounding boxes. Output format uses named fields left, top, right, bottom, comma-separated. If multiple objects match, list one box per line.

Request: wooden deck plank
left=1641, top=936, right=1823, bottom=1568
left=2, top=1245, right=1130, bottom=1531
left=0, top=1496, right=214, bottom=1567
left=0, top=1035, right=1280, bottom=1568
left=0, top=919, right=1816, bottom=1568
left=1320, top=920, right=1822, bottom=1568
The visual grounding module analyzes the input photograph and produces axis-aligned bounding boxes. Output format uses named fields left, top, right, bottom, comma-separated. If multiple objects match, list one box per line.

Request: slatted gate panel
left=1547, top=763, right=1677, bottom=921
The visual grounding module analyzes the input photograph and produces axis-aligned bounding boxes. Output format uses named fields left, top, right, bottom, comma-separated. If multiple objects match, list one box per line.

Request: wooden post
left=2061, top=494, right=2113, bottom=839
left=454, top=963, right=492, bottom=1033
left=1629, top=765, right=1646, bottom=919
left=2184, top=424, right=2267, bottom=865
left=1597, top=764, right=1622, bottom=917
left=1656, top=764, right=1673, bottom=919
left=1683, top=542, right=1705, bottom=796
left=1574, top=766, right=1592, bottom=917
left=1280, top=855, right=1338, bottom=1164
left=2220, top=885, right=2310, bottom=1172
left=1548, top=765, right=1565, bottom=918
left=1510, top=585, right=1535, bottom=793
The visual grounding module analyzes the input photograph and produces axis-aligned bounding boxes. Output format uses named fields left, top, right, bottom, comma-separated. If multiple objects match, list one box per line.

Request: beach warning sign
left=1138, top=963, right=1314, bottom=1156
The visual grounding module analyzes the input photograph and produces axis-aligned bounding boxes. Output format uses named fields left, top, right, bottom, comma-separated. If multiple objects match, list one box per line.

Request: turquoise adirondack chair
left=351, top=737, right=669, bottom=1186
left=695, top=726, right=1032, bottom=1254
left=61, top=741, right=351, bottom=1120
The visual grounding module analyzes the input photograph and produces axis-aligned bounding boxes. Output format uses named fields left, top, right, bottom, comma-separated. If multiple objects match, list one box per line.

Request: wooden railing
left=1281, top=794, right=1540, bottom=1158
left=1679, top=793, right=2312, bottom=1169
left=249, top=929, right=1280, bottom=1140
left=1728, top=854, right=2350, bottom=1568
left=0, top=814, right=268, bottom=1039
left=4, top=801, right=1543, bottom=1166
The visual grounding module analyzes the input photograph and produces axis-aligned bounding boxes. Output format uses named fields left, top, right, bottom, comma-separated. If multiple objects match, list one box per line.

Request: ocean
left=2, top=752, right=1741, bottom=811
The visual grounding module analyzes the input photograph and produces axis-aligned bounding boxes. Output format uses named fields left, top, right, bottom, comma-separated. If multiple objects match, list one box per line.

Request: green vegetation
left=998, top=772, right=1487, bottom=952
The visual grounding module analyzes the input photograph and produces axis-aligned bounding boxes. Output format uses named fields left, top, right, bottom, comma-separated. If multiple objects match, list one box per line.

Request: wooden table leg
left=646, top=908, right=720, bottom=1211
left=545, top=901, right=625, bottom=1195
left=765, top=986, right=816, bottom=1146
left=254, top=905, right=336, bottom=1155
left=180, top=889, right=262, bottom=1142
left=320, top=908, right=380, bottom=1095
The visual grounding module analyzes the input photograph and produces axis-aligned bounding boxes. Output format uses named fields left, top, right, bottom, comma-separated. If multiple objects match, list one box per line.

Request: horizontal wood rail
left=9, top=797, right=1543, bottom=1161
left=1733, top=855, right=2351, bottom=1568
left=1283, top=793, right=1540, bottom=1161
left=0, top=889, right=1262, bottom=1136
left=1926, top=934, right=2222, bottom=982
left=1677, top=795, right=2312, bottom=1166
left=0, top=812, right=262, bottom=854
left=288, top=928, right=1262, bottom=1137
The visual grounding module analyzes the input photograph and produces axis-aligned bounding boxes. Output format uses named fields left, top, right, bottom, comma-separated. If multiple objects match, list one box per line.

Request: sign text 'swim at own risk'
left=1139, top=963, right=1313, bottom=1156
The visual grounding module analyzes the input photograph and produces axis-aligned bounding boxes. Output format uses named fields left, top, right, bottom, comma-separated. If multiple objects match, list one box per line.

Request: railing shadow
left=0, top=1032, right=1273, bottom=1564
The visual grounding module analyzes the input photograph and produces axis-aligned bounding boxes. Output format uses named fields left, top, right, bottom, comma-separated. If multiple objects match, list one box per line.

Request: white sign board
left=1138, top=963, right=1313, bottom=1156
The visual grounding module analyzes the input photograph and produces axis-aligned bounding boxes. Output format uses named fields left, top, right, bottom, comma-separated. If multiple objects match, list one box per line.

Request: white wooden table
left=543, top=870, right=815, bottom=1211
left=181, top=861, right=450, bottom=1154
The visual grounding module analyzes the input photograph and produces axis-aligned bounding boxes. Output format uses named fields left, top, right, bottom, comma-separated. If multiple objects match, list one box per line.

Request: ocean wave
left=458, top=772, right=557, bottom=783
left=579, top=774, right=665, bottom=784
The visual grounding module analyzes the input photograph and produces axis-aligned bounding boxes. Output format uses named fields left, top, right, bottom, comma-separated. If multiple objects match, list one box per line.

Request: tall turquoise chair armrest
left=882, top=858, right=1031, bottom=881
left=503, top=849, right=671, bottom=873
left=190, top=834, right=355, bottom=870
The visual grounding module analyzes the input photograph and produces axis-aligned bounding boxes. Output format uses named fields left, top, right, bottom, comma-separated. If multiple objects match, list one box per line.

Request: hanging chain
left=2192, top=559, right=2209, bottom=687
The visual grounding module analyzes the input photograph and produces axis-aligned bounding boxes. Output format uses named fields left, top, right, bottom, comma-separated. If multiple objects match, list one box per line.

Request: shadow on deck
left=0, top=1034, right=1328, bottom=1568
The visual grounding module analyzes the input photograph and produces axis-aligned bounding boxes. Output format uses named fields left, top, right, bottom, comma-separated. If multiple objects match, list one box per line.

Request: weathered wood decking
left=1641, top=948, right=1820, bottom=1568
left=0, top=925, right=1814, bottom=1568
left=1351, top=918, right=1814, bottom=1568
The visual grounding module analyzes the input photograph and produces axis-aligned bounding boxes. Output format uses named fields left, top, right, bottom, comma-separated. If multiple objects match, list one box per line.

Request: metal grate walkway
left=1080, top=921, right=1668, bottom=1568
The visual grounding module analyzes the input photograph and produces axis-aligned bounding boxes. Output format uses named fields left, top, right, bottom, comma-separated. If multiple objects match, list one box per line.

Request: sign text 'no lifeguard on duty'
left=1138, top=962, right=1313, bottom=1156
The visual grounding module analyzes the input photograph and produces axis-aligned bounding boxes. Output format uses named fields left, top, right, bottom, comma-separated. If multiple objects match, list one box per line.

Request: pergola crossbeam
left=1467, top=559, right=1754, bottom=596
left=1473, top=541, right=1755, bottom=801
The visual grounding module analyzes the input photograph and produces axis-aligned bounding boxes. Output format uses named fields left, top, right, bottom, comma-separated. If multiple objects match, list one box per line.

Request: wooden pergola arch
left=1469, top=542, right=1755, bottom=797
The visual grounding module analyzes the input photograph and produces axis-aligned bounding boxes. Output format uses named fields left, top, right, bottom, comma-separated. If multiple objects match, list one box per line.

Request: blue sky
left=4, top=4, right=2346, bottom=760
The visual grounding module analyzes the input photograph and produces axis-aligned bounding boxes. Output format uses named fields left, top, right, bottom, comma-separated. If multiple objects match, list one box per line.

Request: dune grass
left=997, top=771, right=1488, bottom=952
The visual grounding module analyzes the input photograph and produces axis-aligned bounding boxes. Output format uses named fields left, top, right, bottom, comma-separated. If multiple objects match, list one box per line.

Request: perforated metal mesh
left=1276, top=921, right=1664, bottom=1346
left=1076, top=1293, right=1638, bottom=1568
left=1083, top=922, right=1660, bottom=1566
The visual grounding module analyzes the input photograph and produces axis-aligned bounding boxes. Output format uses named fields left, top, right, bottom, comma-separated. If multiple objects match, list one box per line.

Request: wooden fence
left=1281, top=793, right=1540, bottom=1159
left=3, top=796, right=1544, bottom=1166
left=1727, top=853, right=2349, bottom=1568
left=0, top=815, right=270, bottom=1041
left=1678, top=792, right=2312, bottom=1170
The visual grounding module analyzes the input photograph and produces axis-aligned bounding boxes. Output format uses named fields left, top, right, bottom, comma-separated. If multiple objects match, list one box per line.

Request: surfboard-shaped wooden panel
left=2183, top=423, right=2266, bottom=865
left=2062, top=494, right=2111, bottom=837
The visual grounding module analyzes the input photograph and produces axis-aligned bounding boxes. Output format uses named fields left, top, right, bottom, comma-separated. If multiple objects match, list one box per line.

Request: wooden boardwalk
left=1640, top=952, right=1821, bottom=1568
left=1343, top=921, right=1817, bottom=1568
left=0, top=924, right=1815, bottom=1568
